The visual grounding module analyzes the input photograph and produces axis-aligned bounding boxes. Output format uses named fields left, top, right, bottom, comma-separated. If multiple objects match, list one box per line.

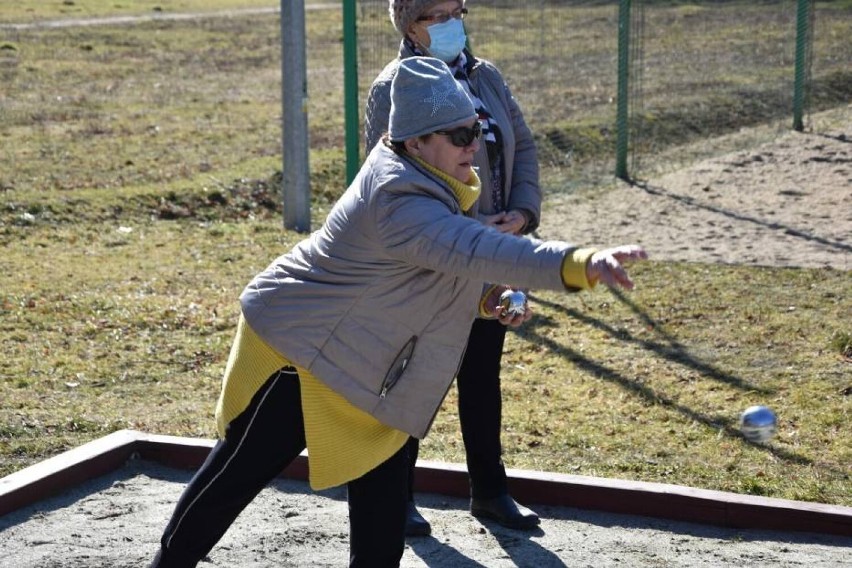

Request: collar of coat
left=412, top=156, right=482, bottom=212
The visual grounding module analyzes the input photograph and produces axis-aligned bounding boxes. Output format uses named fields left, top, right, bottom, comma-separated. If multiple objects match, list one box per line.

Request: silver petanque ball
left=739, top=405, right=777, bottom=443
left=499, top=289, right=527, bottom=317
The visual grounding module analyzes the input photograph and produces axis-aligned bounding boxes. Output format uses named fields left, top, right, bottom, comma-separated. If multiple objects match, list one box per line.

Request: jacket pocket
left=379, top=335, right=417, bottom=399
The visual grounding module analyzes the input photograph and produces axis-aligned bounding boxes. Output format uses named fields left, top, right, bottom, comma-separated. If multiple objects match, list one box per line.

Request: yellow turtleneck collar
left=412, top=156, right=482, bottom=212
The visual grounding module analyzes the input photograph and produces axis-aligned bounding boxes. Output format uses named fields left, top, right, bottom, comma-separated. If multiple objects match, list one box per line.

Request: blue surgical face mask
left=426, top=18, right=467, bottom=63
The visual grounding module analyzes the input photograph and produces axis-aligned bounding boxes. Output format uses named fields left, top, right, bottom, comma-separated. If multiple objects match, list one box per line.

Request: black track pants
left=150, top=367, right=408, bottom=568
left=457, top=318, right=509, bottom=499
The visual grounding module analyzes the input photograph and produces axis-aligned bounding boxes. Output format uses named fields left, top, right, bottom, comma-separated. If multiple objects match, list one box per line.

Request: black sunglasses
left=433, top=121, right=482, bottom=147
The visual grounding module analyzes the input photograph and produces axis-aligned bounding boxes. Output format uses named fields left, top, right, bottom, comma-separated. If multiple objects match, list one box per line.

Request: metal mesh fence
left=1, top=3, right=847, bottom=200
left=353, top=0, right=851, bottom=192
left=808, top=1, right=851, bottom=128
left=629, top=1, right=799, bottom=178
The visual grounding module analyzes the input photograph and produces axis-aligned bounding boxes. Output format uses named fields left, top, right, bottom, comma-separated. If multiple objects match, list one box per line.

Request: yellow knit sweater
left=215, top=315, right=409, bottom=490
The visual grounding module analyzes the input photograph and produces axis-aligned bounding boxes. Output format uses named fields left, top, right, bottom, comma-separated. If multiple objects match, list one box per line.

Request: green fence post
left=343, top=0, right=360, bottom=183
left=792, top=0, right=811, bottom=132
left=615, top=0, right=631, bottom=180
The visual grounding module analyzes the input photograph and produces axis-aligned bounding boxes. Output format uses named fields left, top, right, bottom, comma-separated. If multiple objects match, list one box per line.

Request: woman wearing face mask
left=365, top=0, right=544, bottom=535
left=149, top=57, right=646, bottom=568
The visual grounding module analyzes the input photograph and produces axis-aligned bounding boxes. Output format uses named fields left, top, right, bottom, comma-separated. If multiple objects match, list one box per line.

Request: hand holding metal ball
left=499, top=289, right=527, bottom=317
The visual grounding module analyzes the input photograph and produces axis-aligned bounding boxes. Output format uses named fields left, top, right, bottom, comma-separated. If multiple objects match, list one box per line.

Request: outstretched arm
left=586, top=245, right=648, bottom=290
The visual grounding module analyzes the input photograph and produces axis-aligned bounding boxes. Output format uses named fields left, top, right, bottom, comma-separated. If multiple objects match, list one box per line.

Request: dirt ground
left=538, top=106, right=851, bottom=271
left=0, top=109, right=849, bottom=567
left=1, top=459, right=851, bottom=568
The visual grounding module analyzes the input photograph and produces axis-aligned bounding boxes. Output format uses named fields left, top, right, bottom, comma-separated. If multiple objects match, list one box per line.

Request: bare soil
left=538, top=107, right=852, bottom=272
left=1, top=459, right=851, bottom=568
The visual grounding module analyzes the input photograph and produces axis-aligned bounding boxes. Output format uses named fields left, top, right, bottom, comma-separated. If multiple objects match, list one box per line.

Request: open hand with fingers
left=586, top=245, right=648, bottom=290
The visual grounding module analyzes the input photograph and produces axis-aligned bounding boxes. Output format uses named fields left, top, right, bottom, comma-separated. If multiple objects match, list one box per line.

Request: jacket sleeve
left=364, top=70, right=395, bottom=153
left=502, top=74, right=542, bottom=234
left=373, top=185, right=570, bottom=293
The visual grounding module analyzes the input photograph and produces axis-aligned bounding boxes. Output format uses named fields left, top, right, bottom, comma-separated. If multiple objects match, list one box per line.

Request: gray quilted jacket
left=365, top=43, right=541, bottom=233
left=240, top=144, right=575, bottom=438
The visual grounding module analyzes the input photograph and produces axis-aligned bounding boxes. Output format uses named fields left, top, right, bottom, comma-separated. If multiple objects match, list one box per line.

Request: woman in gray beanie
left=367, top=0, right=546, bottom=534
left=149, top=57, right=645, bottom=568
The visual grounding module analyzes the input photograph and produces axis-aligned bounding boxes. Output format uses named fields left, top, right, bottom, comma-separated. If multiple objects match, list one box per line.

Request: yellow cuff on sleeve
left=479, top=284, right=501, bottom=318
left=561, top=247, right=598, bottom=290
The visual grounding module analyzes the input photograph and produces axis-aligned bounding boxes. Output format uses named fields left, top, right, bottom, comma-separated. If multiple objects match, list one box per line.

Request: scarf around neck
left=412, top=156, right=481, bottom=212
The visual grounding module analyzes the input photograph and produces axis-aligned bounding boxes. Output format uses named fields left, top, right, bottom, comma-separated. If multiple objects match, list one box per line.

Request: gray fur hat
left=388, top=57, right=476, bottom=142
left=389, top=0, right=462, bottom=36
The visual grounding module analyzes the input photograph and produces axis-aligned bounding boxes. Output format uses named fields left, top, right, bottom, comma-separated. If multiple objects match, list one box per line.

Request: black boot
left=404, top=500, right=431, bottom=536
left=470, top=494, right=539, bottom=530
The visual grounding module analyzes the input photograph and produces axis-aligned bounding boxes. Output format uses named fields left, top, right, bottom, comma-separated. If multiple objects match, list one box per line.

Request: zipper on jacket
left=380, top=336, right=417, bottom=399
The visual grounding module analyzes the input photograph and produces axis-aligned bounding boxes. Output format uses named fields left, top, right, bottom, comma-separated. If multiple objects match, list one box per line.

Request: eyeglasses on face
left=417, top=7, right=468, bottom=25
left=433, top=121, right=481, bottom=147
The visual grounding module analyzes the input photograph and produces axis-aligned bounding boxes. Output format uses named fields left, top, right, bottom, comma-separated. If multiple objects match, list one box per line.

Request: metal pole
left=343, top=0, right=360, bottom=184
left=281, top=0, right=311, bottom=232
left=792, top=0, right=811, bottom=132
left=615, top=0, right=631, bottom=180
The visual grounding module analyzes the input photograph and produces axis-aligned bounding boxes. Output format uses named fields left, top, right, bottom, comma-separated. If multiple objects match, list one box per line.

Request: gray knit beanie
left=388, top=57, right=476, bottom=142
left=389, top=0, right=453, bottom=36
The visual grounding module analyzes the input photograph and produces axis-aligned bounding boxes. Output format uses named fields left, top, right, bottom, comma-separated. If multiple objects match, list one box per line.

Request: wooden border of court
left=1, top=429, right=850, bottom=537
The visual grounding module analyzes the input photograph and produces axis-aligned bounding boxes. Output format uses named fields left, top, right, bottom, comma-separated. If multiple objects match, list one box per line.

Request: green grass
left=0, top=0, right=278, bottom=24
left=1, top=2, right=850, bottom=508
left=2, top=203, right=849, bottom=504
